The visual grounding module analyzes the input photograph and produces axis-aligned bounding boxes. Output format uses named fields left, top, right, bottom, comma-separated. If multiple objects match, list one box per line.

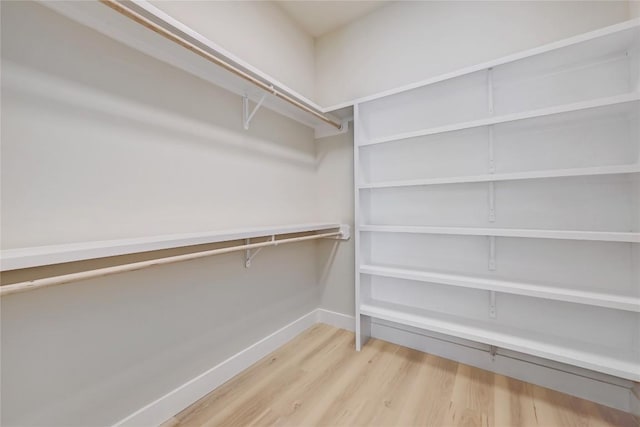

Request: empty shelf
left=336, top=19, right=640, bottom=110
left=360, top=300, right=640, bottom=381
left=362, top=93, right=640, bottom=146
left=360, top=264, right=640, bottom=312
left=358, top=164, right=640, bottom=189
left=359, top=225, right=640, bottom=243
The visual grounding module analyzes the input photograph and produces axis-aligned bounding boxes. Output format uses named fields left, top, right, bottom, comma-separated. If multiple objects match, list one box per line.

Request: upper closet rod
left=0, top=231, right=342, bottom=297
left=98, top=0, right=342, bottom=130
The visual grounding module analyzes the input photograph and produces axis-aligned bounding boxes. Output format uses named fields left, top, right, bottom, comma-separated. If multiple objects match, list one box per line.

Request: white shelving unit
left=354, top=19, right=640, bottom=382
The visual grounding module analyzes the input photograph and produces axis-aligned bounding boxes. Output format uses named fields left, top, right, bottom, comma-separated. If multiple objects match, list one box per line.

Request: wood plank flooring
left=162, top=324, right=639, bottom=427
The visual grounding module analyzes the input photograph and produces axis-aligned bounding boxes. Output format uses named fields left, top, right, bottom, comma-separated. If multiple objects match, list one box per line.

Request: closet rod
left=0, top=231, right=341, bottom=297
left=98, top=0, right=342, bottom=130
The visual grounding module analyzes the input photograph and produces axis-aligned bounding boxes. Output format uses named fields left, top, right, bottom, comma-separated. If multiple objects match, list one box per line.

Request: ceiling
left=275, top=1, right=391, bottom=38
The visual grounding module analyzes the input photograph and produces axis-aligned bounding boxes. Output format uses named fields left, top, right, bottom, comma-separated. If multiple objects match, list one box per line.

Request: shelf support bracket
left=488, top=181, right=496, bottom=222
left=488, top=125, right=496, bottom=222
left=244, top=235, right=275, bottom=268
left=489, top=291, right=497, bottom=319
left=488, top=236, right=496, bottom=271
left=488, top=125, right=496, bottom=173
left=487, top=67, right=494, bottom=114
left=489, top=345, right=498, bottom=361
left=243, top=92, right=268, bottom=130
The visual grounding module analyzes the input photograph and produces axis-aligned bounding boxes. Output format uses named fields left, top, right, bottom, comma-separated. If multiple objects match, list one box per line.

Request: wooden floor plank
left=229, top=329, right=357, bottom=426
left=397, top=353, right=458, bottom=426
left=166, top=325, right=639, bottom=427
left=175, top=324, right=339, bottom=426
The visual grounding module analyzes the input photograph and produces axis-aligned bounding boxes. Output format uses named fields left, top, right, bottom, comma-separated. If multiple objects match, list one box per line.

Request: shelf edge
left=358, top=164, right=640, bottom=189
left=360, top=265, right=640, bottom=312
left=361, top=93, right=640, bottom=146
left=359, top=225, right=640, bottom=242
left=360, top=302, right=640, bottom=381
left=0, top=223, right=344, bottom=271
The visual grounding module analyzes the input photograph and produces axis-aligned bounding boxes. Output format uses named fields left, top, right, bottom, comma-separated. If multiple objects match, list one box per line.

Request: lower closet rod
left=0, top=231, right=341, bottom=297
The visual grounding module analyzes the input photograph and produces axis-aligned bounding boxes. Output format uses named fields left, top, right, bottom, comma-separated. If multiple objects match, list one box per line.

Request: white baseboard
left=631, top=383, right=640, bottom=416
left=113, top=310, right=318, bottom=427
left=316, top=308, right=355, bottom=331
left=371, top=319, right=636, bottom=414
left=112, top=308, right=635, bottom=426
left=631, top=395, right=640, bottom=417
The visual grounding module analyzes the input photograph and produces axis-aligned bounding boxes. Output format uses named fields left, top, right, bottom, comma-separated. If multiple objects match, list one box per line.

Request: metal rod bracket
left=336, top=224, right=351, bottom=240
left=320, top=225, right=351, bottom=241
left=244, top=235, right=274, bottom=267
left=243, top=93, right=268, bottom=130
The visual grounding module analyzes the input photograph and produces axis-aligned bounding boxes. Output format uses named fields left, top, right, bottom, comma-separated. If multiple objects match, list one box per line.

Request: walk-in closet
left=1, top=1, right=639, bottom=426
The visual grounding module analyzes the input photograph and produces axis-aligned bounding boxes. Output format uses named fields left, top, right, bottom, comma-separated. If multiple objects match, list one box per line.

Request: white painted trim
left=112, top=310, right=318, bottom=427
left=631, top=394, right=640, bottom=417
left=630, top=384, right=640, bottom=416
left=317, top=309, right=355, bottom=331
left=370, top=319, right=636, bottom=413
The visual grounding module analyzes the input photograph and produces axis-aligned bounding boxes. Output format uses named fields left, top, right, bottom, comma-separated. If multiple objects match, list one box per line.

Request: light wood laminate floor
left=162, top=324, right=639, bottom=427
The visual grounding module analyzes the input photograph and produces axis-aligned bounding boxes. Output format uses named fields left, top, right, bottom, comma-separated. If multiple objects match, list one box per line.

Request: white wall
left=0, top=2, right=331, bottom=425
left=150, top=0, right=315, bottom=100
left=631, top=0, right=640, bottom=18
left=315, top=129, right=355, bottom=316
left=315, top=1, right=631, bottom=107
left=1, top=3, right=319, bottom=248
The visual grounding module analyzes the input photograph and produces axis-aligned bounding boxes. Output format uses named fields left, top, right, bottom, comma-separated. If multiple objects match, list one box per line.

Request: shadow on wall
left=314, top=127, right=356, bottom=316
left=1, top=2, right=322, bottom=247
left=1, top=1, right=315, bottom=169
left=1, top=63, right=314, bottom=170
